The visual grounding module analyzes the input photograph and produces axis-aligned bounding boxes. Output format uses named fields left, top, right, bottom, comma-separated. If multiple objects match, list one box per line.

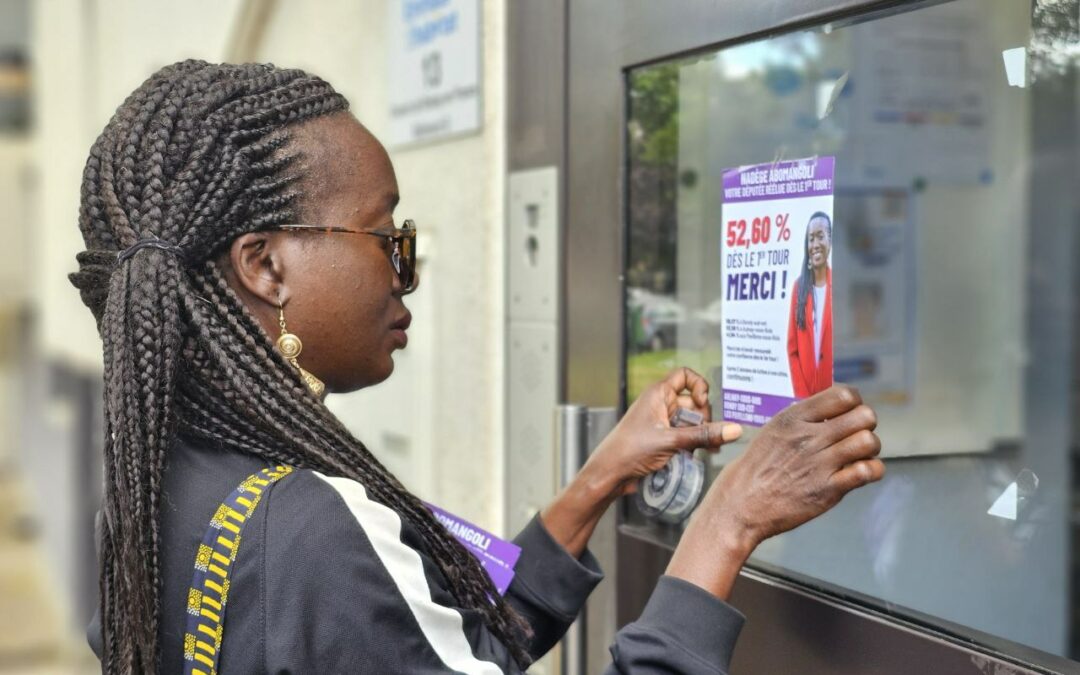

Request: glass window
left=623, top=0, right=1080, bottom=664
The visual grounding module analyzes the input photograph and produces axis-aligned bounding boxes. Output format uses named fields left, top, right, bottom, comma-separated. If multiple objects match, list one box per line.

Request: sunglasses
left=269, top=219, right=417, bottom=294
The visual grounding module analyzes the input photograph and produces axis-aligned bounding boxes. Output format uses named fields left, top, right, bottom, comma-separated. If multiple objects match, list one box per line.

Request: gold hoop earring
left=276, top=305, right=325, bottom=397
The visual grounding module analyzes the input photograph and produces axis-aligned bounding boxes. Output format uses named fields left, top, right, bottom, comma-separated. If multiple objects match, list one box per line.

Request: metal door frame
left=554, top=1, right=1077, bottom=673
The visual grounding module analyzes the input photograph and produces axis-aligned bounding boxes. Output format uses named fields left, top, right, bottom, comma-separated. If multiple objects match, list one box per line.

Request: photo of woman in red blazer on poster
left=788, top=212, right=834, bottom=398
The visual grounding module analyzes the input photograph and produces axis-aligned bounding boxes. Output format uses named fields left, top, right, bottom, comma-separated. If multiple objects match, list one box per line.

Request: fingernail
left=859, top=462, right=872, bottom=482
left=723, top=423, right=744, bottom=441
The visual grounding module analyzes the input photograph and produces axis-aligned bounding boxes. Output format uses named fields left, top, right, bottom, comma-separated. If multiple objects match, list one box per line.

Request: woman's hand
left=667, top=384, right=883, bottom=600
left=541, top=367, right=740, bottom=558
left=707, top=384, right=882, bottom=544
left=580, top=367, right=743, bottom=500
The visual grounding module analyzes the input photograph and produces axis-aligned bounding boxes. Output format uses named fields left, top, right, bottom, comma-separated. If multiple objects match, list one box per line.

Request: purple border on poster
left=721, top=390, right=797, bottom=426
left=722, top=157, right=835, bottom=204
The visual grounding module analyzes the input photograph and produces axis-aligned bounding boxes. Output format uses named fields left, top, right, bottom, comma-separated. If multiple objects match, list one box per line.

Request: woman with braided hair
left=73, top=61, right=883, bottom=674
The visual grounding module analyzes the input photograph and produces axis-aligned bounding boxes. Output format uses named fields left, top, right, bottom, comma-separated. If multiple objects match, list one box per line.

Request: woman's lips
left=390, top=312, right=412, bottom=347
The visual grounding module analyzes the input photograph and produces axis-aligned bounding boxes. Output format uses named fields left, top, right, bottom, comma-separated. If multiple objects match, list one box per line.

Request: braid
left=69, top=61, right=531, bottom=673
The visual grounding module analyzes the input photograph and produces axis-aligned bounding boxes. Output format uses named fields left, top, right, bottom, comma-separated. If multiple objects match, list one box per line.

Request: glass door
left=565, top=0, right=1080, bottom=672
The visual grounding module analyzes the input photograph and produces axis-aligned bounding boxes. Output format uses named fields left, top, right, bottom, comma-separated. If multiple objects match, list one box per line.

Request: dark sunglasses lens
left=396, top=236, right=416, bottom=292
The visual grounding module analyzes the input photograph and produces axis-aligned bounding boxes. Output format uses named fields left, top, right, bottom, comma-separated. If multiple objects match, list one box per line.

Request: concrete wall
left=21, top=0, right=508, bottom=638
left=32, top=0, right=507, bottom=524
left=33, top=0, right=245, bottom=373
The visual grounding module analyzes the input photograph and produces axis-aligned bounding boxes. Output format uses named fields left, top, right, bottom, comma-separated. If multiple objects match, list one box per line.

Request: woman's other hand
left=581, top=367, right=743, bottom=500
left=667, top=384, right=883, bottom=599
left=541, top=367, right=738, bottom=558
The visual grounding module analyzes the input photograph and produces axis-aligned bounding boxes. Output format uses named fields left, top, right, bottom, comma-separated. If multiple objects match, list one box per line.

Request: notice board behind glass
left=624, top=0, right=1079, bottom=663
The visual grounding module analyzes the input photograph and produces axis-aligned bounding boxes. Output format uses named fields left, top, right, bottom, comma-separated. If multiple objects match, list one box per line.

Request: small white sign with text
left=387, top=0, right=481, bottom=147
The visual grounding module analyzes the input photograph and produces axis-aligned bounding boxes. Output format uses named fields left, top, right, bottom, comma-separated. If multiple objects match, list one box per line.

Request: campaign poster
left=719, top=157, right=836, bottom=426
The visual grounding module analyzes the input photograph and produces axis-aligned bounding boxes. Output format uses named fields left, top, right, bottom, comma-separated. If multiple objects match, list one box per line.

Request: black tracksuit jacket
left=89, top=434, right=744, bottom=673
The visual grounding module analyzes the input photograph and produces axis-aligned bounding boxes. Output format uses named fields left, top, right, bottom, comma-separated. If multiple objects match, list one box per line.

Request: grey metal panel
left=507, top=0, right=567, bottom=171
left=505, top=322, right=559, bottom=534
left=619, top=0, right=912, bottom=68
left=563, top=3, right=632, bottom=671
left=506, top=0, right=568, bottom=540
left=506, top=6, right=607, bottom=674
left=508, top=168, right=560, bottom=324
left=616, top=550, right=1070, bottom=675
left=730, top=569, right=1065, bottom=675
left=565, top=0, right=625, bottom=408
left=556, top=405, right=589, bottom=675
left=583, top=408, right=619, bottom=675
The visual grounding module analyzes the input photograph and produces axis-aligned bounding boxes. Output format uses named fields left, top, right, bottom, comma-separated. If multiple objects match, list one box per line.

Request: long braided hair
left=794, top=211, right=832, bottom=331
left=69, top=61, right=531, bottom=674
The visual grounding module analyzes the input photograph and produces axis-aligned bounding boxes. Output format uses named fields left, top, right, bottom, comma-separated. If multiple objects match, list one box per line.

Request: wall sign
left=387, top=0, right=482, bottom=147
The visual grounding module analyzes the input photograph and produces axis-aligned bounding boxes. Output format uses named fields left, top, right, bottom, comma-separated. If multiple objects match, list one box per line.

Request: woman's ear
left=227, top=232, right=290, bottom=308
